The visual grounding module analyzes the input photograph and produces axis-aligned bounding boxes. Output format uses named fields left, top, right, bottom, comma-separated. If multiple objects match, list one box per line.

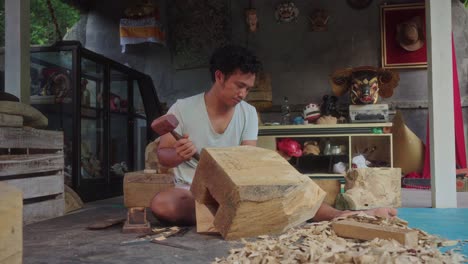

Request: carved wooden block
left=335, top=168, right=402, bottom=210
left=191, top=146, right=326, bottom=240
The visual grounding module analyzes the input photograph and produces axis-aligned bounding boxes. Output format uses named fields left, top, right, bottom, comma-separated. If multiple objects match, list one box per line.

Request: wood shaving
left=213, top=214, right=466, bottom=263
left=153, top=236, right=166, bottom=241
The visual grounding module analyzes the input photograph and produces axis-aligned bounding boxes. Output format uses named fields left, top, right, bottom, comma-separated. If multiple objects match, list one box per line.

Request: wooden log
left=0, top=182, right=22, bottom=264
left=123, top=171, right=174, bottom=208
left=0, top=113, right=23, bottom=127
left=332, top=220, right=418, bottom=247
left=311, top=179, right=341, bottom=207
left=191, top=146, right=326, bottom=240
left=0, top=154, right=64, bottom=177
left=0, top=127, right=63, bottom=149
left=0, top=101, right=47, bottom=128
left=335, top=168, right=402, bottom=210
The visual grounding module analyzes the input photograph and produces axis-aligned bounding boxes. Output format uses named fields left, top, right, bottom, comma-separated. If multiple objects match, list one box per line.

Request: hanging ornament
left=275, top=2, right=299, bottom=23
left=245, top=8, right=258, bottom=32
left=308, top=9, right=329, bottom=32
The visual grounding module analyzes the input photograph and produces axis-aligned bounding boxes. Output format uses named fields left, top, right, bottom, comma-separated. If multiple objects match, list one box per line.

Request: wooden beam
left=0, top=182, right=22, bottom=264
left=425, top=0, right=457, bottom=207
left=332, top=220, right=418, bottom=247
left=5, top=0, right=30, bottom=103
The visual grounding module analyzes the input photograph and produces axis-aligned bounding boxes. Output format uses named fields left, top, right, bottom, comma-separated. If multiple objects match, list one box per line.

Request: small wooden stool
left=122, top=170, right=174, bottom=233
left=122, top=207, right=151, bottom=233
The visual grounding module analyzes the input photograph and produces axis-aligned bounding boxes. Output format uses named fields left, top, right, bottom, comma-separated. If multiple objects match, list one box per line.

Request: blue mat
left=399, top=208, right=468, bottom=257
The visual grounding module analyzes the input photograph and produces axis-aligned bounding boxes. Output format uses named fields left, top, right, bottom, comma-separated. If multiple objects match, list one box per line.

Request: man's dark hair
left=209, top=45, right=262, bottom=82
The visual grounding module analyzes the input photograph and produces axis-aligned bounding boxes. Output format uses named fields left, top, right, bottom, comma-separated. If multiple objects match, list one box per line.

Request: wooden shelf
left=258, top=123, right=394, bottom=172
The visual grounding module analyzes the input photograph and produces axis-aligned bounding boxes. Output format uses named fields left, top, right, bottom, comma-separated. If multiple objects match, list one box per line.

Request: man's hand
left=174, top=134, right=198, bottom=161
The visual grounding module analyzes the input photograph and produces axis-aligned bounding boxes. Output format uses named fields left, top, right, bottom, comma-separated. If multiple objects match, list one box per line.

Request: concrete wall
left=69, top=0, right=468, bottom=151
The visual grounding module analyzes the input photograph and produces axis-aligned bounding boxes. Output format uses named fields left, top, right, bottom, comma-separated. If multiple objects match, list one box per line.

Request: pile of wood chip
left=214, top=214, right=466, bottom=263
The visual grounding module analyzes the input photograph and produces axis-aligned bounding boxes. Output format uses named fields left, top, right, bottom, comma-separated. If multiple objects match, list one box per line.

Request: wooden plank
left=23, top=194, right=64, bottom=225
left=332, top=220, right=418, bottom=247
left=0, top=154, right=64, bottom=177
left=0, top=113, right=23, bottom=127
left=5, top=173, right=63, bottom=199
left=0, top=127, right=63, bottom=149
left=123, top=171, right=174, bottom=207
left=0, top=182, right=22, bottom=264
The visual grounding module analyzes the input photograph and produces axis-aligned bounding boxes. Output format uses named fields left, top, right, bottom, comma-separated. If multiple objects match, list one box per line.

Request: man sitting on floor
left=150, top=45, right=397, bottom=225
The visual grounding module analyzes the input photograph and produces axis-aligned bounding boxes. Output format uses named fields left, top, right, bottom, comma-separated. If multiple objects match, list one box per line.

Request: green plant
left=0, top=0, right=80, bottom=46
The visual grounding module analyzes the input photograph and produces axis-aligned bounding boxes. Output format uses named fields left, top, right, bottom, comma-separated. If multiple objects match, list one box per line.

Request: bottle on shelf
left=281, top=96, right=291, bottom=125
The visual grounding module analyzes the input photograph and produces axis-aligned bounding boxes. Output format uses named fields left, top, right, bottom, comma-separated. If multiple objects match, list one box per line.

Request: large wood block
left=335, top=168, right=402, bottom=210
left=123, top=171, right=174, bottom=208
left=191, top=146, right=326, bottom=240
left=0, top=182, right=23, bottom=264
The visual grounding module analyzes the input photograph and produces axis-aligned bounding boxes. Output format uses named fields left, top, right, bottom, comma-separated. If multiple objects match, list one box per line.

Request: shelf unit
left=257, top=123, right=393, bottom=178
left=28, top=41, right=165, bottom=202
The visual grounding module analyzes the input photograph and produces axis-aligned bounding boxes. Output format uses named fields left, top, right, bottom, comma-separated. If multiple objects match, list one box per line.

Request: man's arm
left=241, top=140, right=257, bottom=146
left=157, top=133, right=197, bottom=168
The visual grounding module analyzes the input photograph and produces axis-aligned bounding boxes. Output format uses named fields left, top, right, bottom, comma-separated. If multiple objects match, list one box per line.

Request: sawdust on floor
left=214, top=214, right=466, bottom=264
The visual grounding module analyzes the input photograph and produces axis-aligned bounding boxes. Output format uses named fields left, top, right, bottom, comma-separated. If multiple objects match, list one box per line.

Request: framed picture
left=381, top=3, right=427, bottom=69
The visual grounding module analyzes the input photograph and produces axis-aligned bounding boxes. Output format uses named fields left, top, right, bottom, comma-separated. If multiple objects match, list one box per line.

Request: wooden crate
left=0, top=127, right=65, bottom=224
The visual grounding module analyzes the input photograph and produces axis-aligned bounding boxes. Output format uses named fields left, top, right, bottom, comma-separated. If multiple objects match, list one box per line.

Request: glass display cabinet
left=29, top=41, right=164, bottom=202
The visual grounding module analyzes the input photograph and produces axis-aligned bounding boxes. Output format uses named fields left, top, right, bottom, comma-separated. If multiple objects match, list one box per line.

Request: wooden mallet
left=151, top=114, right=200, bottom=161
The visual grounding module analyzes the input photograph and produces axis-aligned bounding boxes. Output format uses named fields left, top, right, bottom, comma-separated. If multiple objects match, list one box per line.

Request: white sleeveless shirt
left=166, top=93, right=258, bottom=185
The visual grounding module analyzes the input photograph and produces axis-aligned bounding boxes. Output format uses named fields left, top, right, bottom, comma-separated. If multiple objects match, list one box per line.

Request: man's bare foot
left=338, top=207, right=398, bottom=219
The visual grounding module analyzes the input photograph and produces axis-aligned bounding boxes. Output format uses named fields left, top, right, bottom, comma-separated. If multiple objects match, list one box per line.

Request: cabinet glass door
left=30, top=51, right=74, bottom=184
left=79, top=57, right=105, bottom=199
left=109, top=69, right=131, bottom=181
left=133, top=80, right=147, bottom=170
